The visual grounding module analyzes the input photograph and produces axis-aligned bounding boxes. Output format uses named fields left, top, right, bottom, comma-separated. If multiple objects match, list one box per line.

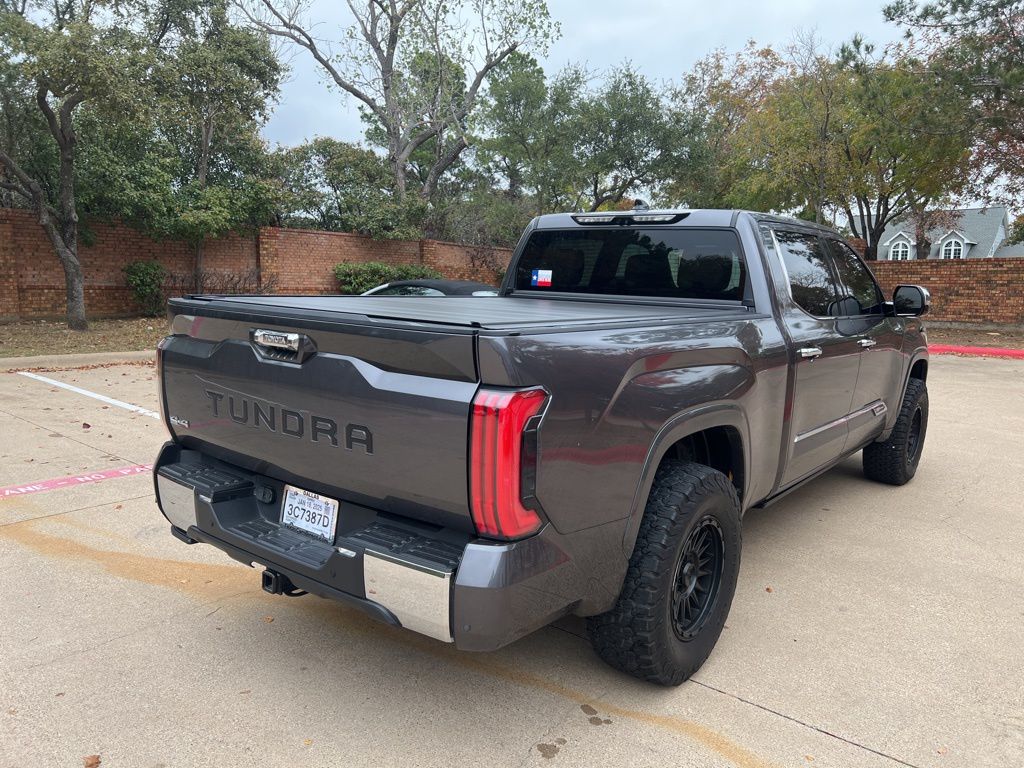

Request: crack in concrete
left=690, top=678, right=925, bottom=768
left=0, top=494, right=150, bottom=529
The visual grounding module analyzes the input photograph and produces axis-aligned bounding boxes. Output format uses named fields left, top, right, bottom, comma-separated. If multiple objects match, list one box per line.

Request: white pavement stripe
left=17, top=371, right=161, bottom=420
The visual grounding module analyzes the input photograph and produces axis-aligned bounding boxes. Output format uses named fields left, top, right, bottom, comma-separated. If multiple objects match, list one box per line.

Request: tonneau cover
left=173, top=295, right=741, bottom=331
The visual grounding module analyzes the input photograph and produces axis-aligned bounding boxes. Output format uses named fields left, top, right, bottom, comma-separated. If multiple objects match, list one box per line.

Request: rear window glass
left=512, top=228, right=747, bottom=301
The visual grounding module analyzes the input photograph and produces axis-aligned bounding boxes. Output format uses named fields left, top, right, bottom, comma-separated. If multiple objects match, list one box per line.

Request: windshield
left=512, top=228, right=747, bottom=302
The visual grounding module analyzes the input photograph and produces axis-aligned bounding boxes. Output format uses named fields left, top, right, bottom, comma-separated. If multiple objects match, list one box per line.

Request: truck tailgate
left=160, top=306, right=479, bottom=530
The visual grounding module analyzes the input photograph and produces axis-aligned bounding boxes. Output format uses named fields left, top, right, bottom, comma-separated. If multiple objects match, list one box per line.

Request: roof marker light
left=632, top=214, right=679, bottom=223
left=571, top=214, right=616, bottom=224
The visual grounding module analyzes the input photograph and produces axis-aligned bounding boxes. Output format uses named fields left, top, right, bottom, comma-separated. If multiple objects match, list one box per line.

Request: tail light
left=469, top=387, right=547, bottom=540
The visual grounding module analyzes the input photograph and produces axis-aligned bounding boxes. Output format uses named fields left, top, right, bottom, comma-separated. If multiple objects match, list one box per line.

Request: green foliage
left=333, top=262, right=442, bottom=295
left=123, top=260, right=168, bottom=316
left=885, top=1, right=1024, bottom=203
left=478, top=56, right=672, bottom=214
left=274, top=138, right=425, bottom=239
left=1007, top=215, right=1024, bottom=246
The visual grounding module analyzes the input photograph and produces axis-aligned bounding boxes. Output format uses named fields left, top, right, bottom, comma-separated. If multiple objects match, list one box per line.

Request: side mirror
left=893, top=285, right=930, bottom=317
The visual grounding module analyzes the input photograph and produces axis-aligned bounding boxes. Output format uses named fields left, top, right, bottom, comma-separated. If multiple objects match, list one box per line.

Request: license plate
left=280, top=485, right=339, bottom=542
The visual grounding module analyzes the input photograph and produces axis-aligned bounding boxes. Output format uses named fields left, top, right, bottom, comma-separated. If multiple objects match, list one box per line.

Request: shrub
left=333, top=262, right=442, bottom=295
left=123, top=260, right=168, bottom=316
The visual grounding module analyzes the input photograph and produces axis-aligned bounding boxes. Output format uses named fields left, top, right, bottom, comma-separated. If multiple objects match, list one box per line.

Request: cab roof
left=532, top=209, right=842, bottom=237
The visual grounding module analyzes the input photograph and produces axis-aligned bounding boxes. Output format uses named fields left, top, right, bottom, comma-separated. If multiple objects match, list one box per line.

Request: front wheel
left=863, top=378, right=928, bottom=486
left=587, top=461, right=742, bottom=686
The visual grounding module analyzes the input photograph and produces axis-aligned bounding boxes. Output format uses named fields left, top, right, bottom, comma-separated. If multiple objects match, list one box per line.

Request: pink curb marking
left=1, top=464, right=153, bottom=499
left=929, top=344, right=1024, bottom=360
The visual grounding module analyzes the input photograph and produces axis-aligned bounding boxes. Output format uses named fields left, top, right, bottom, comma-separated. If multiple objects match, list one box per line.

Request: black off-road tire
left=863, top=378, right=928, bottom=486
left=587, top=461, right=742, bottom=686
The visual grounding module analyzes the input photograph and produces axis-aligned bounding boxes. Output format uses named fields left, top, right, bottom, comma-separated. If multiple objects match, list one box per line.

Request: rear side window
left=774, top=230, right=838, bottom=317
left=826, top=239, right=884, bottom=316
left=512, top=228, right=747, bottom=302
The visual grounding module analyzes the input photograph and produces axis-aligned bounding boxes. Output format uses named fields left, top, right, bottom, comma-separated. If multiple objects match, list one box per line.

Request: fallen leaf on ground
left=82, top=423, right=91, bottom=430
left=83, top=756, right=101, bottom=768
left=303, top=739, right=313, bottom=747
left=263, top=616, right=274, bottom=623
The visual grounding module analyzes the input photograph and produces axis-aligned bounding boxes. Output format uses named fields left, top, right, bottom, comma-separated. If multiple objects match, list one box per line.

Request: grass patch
left=0, top=317, right=169, bottom=358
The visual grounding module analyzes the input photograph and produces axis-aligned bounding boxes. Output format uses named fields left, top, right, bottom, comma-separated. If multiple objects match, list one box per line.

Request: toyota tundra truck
left=152, top=209, right=931, bottom=685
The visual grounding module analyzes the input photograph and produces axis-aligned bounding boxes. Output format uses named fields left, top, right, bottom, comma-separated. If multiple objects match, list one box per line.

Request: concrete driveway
left=1, top=354, right=1021, bottom=768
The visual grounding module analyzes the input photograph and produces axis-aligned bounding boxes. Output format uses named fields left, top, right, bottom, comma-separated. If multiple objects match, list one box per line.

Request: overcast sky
left=261, top=0, right=904, bottom=148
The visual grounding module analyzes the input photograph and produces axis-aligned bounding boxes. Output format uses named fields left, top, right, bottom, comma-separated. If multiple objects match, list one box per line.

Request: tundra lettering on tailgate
left=204, top=389, right=373, bottom=453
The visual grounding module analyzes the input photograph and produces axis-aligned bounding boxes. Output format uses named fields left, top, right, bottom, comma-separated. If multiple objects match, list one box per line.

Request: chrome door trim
left=795, top=400, right=887, bottom=444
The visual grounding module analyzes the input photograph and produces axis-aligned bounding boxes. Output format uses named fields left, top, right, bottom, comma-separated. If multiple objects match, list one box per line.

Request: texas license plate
left=280, top=485, right=339, bottom=542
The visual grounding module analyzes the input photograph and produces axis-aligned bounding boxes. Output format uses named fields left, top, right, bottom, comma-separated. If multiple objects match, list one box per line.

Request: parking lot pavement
left=1, top=356, right=1022, bottom=768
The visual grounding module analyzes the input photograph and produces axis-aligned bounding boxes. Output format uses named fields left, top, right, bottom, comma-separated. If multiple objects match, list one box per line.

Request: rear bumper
left=153, top=442, right=583, bottom=651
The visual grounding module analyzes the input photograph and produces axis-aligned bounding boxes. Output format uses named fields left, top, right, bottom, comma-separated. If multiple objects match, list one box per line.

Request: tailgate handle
left=253, top=329, right=300, bottom=352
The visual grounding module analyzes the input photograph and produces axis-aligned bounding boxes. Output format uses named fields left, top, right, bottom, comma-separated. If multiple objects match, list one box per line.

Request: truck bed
left=171, top=295, right=747, bottom=332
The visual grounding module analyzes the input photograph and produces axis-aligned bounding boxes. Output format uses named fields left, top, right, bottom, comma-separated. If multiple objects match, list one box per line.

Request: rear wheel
left=587, top=461, right=741, bottom=686
left=863, top=379, right=928, bottom=486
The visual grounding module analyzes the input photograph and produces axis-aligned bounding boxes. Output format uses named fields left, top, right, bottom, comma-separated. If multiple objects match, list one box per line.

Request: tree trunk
left=37, top=212, right=87, bottom=329
left=60, top=249, right=88, bottom=330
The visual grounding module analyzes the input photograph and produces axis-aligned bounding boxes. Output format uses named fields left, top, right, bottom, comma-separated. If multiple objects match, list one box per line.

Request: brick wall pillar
left=0, top=212, right=21, bottom=320
left=257, top=227, right=278, bottom=292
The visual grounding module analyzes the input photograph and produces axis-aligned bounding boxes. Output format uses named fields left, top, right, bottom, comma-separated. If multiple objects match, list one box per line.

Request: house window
left=942, top=239, right=964, bottom=259
left=890, top=242, right=910, bottom=260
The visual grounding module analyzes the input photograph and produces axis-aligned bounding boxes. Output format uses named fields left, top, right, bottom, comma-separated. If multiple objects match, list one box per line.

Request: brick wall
left=3, top=207, right=1020, bottom=324
left=868, top=259, right=1024, bottom=325
left=0, top=208, right=511, bottom=320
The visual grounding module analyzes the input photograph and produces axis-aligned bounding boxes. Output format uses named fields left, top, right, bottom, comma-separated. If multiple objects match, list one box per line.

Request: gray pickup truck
left=153, top=209, right=931, bottom=685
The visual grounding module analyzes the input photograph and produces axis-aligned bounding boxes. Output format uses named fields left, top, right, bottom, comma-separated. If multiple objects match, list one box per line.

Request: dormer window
left=890, top=241, right=910, bottom=260
left=942, top=239, right=964, bottom=259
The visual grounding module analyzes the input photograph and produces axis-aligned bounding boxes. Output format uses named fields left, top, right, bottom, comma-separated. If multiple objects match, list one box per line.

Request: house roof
left=878, top=206, right=1013, bottom=259
left=995, top=241, right=1024, bottom=257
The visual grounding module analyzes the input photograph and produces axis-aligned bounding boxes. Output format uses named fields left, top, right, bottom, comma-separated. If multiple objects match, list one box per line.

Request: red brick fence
left=1, top=207, right=1022, bottom=324
left=0, top=208, right=509, bottom=321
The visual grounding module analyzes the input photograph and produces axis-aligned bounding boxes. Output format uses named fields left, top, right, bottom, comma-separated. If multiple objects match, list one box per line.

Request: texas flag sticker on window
left=531, top=269, right=553, bottom=287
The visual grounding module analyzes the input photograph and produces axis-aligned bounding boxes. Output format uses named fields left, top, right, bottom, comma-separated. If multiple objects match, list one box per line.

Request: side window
left=774, top=229, right=838, bottom=317
left=827, top=240, right=884, bottom=316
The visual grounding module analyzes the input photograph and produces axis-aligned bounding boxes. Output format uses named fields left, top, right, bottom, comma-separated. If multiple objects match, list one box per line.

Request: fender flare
left=903, top=348, right=929, bottom=392
left=620, top=403, right=751, bottom=558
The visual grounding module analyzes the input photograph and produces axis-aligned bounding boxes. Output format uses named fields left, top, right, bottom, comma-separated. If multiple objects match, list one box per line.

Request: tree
left=834, top=46, right=973, bottom=258
left=151, top=3, right=282, bottom=287
left=661, top=43, right=785, bottom=209
left=274, top=137, right=424, bottom=238
left=717, top=41, right=973, bottom=258
left=726, top=37, right=845, bottom=220
left=1007, top=214, right=1024, bottom=245
left=241, top=0, right=558, bottom=199
left=572, top=64, right=672, bottom=211
left=0, top=1, right=150, bottom=329
left=885, top=0, right=1024, bottom=202
left=477, top=54, right=586, bottom=214
left=902, top=205, right=963, bottom=257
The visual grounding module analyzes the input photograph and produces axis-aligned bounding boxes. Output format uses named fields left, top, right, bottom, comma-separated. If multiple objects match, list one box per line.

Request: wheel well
left=661, top=426, right=745, bottom=500
left=909, top=359, right=927, bottom=383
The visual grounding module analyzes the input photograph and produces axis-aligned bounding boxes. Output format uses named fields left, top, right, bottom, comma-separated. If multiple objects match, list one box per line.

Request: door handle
left=858, top=338, right=877, bottom=348
left=798, top=347, right=823, bottom=359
